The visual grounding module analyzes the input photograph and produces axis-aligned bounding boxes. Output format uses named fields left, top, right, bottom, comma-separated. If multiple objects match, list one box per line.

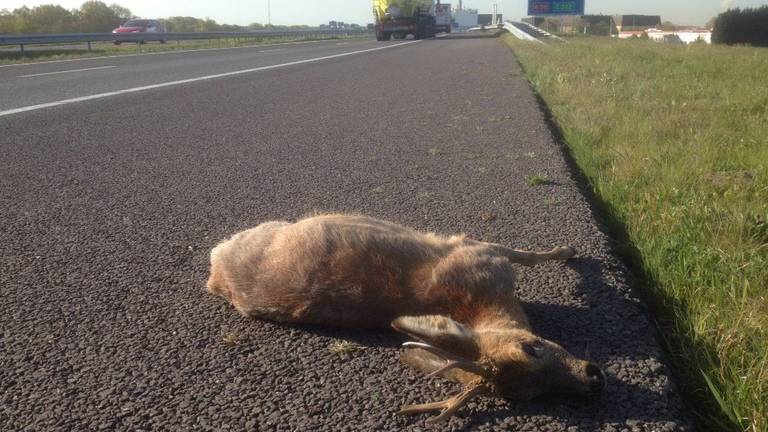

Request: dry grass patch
left=328, top=340, right=365, bottom=357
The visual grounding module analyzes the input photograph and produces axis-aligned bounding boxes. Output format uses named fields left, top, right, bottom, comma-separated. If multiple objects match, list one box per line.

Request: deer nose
left=585, top=362, right=606, bottom=393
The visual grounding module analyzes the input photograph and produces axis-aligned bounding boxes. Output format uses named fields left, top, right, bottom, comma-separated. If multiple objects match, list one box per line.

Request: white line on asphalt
left=0, top=38, right=365, bottom=69
left=17, top=65, right=116, bottom=78
left=0, top=41, right=420, bottom=118
left=257, top=48, right=283, bottom=52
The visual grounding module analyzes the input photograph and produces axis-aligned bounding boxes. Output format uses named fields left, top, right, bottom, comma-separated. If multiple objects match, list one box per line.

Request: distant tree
left=0, top=8, right=14, bottom=34
left=691, top=35, right=707, bottom=44
left=218, top=23, right=243, bottom=31
left=32, top=5, right=78, bottom=33
left=199, top=18, right=219, bottom=32
left=8, top=6, right=32, bottom=33
left=0, top=2, right=310, bottom=34
left=713, top=6, right=768, bottom=46
left=79, top=1, right=122, bottom=32
left=165, top=16, right=199, bottom=32
left=659, top=21, right=677, bottom=31
left=705, top=16, right=716, bottom=30
left=109, top=3, right=132, bottom=22
left=165, top=16, right=253, bottom=32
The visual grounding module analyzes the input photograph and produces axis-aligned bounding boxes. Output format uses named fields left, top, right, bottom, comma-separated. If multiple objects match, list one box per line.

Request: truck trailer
left=373, top=0, right=451, bottom=41
left=434, top=3, right=452, bottom=34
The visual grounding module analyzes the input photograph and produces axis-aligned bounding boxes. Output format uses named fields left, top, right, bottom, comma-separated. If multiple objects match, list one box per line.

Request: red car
left=112, top=19, right=167, bottom=45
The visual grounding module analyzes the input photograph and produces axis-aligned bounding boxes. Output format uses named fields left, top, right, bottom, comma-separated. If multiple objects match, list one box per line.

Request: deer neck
left=466, top=304, right=532, bottom=333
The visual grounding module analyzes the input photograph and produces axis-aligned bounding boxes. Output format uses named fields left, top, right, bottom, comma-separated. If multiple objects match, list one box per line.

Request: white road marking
left=0, top=38, right=367, bottom=69
left=257, top=48, right=283, bottom=53
left=17, top=65, right=116, bottom=78
left=0, top=41, right=420, bottom=118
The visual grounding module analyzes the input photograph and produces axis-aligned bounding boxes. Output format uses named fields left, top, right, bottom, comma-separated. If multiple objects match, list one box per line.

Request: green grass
left=0, top=34, right=370, bottom=65
left=503, top=35, right=767, bottom=431
left=526, top=173, right=551, bottom=186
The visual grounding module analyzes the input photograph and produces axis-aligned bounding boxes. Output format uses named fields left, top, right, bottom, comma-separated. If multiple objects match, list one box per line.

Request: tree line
left=713, top=6, right=768, bottom=46
left=0, top=1, right=308, bottom=34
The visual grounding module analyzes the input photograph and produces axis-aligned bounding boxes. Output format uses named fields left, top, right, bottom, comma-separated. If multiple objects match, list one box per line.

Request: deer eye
left=522, top=340, right=545, bottom=358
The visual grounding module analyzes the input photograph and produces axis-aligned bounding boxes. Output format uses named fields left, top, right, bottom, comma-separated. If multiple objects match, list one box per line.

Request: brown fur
left=207, top=214, right=544, bottom=328
left=207, top=214, right=604, bottom=408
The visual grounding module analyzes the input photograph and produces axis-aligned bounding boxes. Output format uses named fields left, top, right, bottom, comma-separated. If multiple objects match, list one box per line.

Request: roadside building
left=613, top=15, right=661, bottom=32
left=644, top=28, right=712, bottom=44
left=523, top=15, right=615, bottom=35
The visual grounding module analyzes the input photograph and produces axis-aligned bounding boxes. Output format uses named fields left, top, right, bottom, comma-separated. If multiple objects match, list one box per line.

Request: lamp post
left=267, top=0, right=271, bottom=26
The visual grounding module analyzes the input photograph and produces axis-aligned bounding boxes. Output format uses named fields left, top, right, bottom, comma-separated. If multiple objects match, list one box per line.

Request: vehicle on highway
left=373, top=0, right=451, bottom=41
left=112, top=19, right=167, bottom=45
left=434, top=3, right=452, bottom=34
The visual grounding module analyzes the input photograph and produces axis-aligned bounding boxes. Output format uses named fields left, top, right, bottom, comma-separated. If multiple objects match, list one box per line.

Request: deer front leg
left=398, top=383, right=488, bottom=423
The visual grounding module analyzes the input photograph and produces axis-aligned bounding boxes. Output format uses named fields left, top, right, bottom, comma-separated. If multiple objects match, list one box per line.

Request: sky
left=2, top=0, right=767, bottom=26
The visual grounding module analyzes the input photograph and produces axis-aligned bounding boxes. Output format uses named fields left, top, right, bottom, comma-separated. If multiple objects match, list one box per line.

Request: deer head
left=392, top=315, right=605, bottom=422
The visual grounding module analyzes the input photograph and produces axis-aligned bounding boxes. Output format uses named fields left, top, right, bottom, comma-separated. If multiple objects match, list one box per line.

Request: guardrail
left=0, top=29, right=372, bottom=55
left=502, top=22, right=545, bottom=44
left=516, top=21, right=565, bottom=41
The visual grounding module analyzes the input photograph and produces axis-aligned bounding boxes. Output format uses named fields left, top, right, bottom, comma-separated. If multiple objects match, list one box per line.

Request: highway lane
left=0, top=34, right=691, bottom=430
left=0, top=38, right=385, bottom=112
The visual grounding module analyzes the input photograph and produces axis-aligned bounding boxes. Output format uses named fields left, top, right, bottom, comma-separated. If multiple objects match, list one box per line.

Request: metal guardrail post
left=87, top=41, right=92, bottom=51
left=20, top=44, right=24, bottom=56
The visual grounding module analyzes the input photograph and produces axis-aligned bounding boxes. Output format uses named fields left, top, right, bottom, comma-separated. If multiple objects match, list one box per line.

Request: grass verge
left=0, top=34, right=371, bottom=65
left=503, top=35, right=767, bottom=431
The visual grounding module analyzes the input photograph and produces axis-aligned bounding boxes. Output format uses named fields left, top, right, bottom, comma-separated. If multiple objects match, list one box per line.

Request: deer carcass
left=206, top=214, right=605, bottom=422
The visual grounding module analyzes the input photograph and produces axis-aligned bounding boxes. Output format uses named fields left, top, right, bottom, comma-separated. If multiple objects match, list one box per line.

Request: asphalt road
left=1, top=34, right=691, bottom=431
left=0, top=38, right=383, bottom=111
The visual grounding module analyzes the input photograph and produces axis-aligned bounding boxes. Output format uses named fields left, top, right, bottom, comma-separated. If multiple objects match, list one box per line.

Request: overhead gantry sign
left=528, top=0, right=585, bottom=16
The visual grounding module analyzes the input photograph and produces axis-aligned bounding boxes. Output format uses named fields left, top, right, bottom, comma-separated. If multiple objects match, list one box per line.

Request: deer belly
left=242, top=274, right=416, bottom=328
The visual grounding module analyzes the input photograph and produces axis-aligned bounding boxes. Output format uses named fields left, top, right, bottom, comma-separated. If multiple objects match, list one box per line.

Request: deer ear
left=391, top=315, right=480, bottom=360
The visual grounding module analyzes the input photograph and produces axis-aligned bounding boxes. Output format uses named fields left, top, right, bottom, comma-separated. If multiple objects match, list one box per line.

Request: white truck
left=373, top=1, right=452, bottom=41
left=434, top=3, right=452, bottom=34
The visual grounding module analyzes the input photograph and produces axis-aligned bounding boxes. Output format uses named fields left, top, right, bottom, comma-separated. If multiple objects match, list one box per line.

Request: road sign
left=528, top=0, right=585, bottom=15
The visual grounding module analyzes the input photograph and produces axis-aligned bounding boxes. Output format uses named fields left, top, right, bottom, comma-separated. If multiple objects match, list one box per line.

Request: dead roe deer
left=206, top=214, right=605, bottom=422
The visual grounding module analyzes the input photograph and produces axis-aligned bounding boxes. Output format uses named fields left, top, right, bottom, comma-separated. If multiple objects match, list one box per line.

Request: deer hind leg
left=497, top=245, right=577, bottom=267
